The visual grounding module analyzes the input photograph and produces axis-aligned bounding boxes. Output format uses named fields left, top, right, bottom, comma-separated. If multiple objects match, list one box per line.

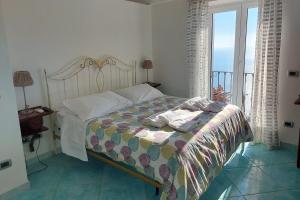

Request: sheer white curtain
left=251, top=0, right=283, bottom=149
left=186, top=0, right=209, bottom=98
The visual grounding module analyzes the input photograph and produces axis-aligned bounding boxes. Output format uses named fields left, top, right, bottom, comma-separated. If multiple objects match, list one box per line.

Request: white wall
left=1, top=0, right=152, bottom=159
left=152, top=0, right=188, bottom=97
left=0, top=0, right=28, bottom=195
left=278, top=0, right=300, bottom=145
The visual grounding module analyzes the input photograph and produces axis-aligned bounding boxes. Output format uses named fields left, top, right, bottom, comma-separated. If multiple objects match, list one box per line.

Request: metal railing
left=211, top=71, right=233, bottom=92
left=210, top=70, right=254, bottom=117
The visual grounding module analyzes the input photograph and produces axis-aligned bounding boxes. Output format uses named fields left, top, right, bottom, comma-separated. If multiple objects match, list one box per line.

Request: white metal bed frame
left=44, top=55, right=137, bottom=110
left=44, top=55, right=162, bottom=193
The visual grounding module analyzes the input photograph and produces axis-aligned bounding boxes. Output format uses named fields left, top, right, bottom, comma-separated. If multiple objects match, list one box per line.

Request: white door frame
left=237, top=1, right=260, bottom=107
left=208, top=0, right=259, bottom=108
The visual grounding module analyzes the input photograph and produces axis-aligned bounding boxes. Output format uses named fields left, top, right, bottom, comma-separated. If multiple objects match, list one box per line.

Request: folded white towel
left=143, top=97, right=227, bottom=132
left=143, top=110, right=184, bottom=128
left=144, top=109, right=203, bottom=132
left=181, top=97, right=227, bottom=113
left=143, top=111, right=167, bottom=128
left=167, top=110, right=203, bottom=132
left=159, top=110, right=186, bottom=123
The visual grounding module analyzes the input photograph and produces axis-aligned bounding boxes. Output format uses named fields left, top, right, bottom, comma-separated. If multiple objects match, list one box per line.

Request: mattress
left=82, top=96, right=253, bottom=200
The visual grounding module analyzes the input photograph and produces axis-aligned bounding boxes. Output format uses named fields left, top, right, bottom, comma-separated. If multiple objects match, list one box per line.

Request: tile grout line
left=54, top=163, right=76, bottom=199
left=242, top=187, right=300, bottom=199
left=257, top=164, right=300, bottom=191
left=223, top=169, right=245, bottom=198
left=223, top=153, right=256, bottom=198
left=243, top=153, right=296, bottom=167
left=97, top=165, right=105, bottom=200
left=224, top=163, right=300, bottom=197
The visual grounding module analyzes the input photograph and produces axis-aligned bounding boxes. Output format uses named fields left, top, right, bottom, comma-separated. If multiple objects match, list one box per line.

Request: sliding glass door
left=209, top=1, right=259, bottom=118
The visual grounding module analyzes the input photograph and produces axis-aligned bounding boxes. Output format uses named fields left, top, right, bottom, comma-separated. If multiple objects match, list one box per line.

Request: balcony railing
left=210, top=70, right=254, bottom=117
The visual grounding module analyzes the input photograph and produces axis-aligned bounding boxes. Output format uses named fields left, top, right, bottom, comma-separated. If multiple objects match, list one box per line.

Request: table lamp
left=142, top=60, right=153, bottom=83
left=13, top=71, right=33, bottom=113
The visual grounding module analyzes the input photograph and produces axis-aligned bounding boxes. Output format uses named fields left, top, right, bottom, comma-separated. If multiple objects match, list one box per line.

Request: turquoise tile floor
left=2, top=143, right=300, bottom=200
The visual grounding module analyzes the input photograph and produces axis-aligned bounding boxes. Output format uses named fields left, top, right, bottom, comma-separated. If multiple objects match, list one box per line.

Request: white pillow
left=63, top=91, right=133, bottom=121
left=115, top=84, right=164, bottom=104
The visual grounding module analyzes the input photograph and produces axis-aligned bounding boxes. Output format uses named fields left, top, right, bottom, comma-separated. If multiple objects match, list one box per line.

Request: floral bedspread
left=86, top=96, right=253, bottom=200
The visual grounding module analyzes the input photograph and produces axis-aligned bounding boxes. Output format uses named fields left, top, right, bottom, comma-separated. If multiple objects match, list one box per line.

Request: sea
left=212, top=48, right=254, bottom=116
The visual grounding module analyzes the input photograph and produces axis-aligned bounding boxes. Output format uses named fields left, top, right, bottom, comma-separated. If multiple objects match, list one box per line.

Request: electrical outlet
left=0, top=159, right=12, bottom=171
left=284, top=121, right=294, bottom=128
left=288, top=70, right=299, bottom=77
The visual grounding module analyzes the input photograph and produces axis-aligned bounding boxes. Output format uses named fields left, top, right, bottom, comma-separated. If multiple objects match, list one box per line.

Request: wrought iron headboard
left=44, top=55, right=137, bottom=111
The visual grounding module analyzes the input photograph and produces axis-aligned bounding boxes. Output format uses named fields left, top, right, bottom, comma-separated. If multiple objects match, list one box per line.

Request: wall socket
left=288, top=70, right=299, bottom=77
left=284, top=121, right=294, bottom=128
left=0, top=159, right=12, bottom=171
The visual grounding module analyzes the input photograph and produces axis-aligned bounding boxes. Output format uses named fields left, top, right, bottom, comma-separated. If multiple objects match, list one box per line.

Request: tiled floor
left=1, top=143, right=299, bottom=200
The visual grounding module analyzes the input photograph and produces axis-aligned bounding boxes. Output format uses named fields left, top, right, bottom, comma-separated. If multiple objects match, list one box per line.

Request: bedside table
left=144, top=82, right=161, bottom=88
left=18, top=106, right=53, bottom=152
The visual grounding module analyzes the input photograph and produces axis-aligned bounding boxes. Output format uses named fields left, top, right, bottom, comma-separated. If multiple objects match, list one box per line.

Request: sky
left=212, top=8, right=258, bottom=73
left=211, top=7, right=258, bottom=109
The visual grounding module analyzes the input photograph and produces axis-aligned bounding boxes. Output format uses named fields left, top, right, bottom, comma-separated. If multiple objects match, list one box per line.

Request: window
left=208, top=1, right=259, bottom=118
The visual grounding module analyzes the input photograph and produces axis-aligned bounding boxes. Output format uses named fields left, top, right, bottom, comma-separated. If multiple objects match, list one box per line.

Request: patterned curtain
left=186, top=0, right=209, bottom=98
left=251, top=0, right=283, bottom=149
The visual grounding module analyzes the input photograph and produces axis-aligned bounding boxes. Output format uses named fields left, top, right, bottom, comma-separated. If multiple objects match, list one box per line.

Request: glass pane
left=211, top=11, right=236, bottom=103
left=244, top=7, right=258, bottom=118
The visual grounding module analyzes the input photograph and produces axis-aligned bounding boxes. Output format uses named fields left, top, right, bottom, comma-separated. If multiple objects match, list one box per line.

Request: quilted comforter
left=85, top=96, right=253, bottom=200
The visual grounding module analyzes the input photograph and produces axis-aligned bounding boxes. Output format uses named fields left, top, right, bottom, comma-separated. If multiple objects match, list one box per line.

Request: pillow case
left=63, top=91, right=133, bottom=121
left=114, top=84, right=164, bottom=104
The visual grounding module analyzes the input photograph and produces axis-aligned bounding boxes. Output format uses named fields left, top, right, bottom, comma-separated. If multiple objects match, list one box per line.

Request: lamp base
left=146, top=69, right=149, bottom=82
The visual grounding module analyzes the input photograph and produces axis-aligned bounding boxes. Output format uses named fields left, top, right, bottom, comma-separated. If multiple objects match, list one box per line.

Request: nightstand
left=18, top=106, right=53, bottom=152
left=145, top=82, right=161, bottom=88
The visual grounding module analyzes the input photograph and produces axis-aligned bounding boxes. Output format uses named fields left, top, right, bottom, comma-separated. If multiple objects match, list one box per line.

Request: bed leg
left=155, top=187, right=159, bottom=196
left=49, top=114, right=59, bottom=155
left=52, top=132, right=58, bottom=155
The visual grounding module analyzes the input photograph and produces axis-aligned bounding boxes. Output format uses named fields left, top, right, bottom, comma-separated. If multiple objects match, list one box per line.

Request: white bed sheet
left=57, top=107, right=89, bottom=161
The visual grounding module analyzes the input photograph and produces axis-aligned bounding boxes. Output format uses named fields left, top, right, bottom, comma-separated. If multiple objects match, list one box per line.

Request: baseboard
left=0, top=181, right=30, bottom=199
left=26, top=151, right=54, bottom=166
left=281, top=142, right=297, bottom=151
left=26, top=148, right=61, bottom=166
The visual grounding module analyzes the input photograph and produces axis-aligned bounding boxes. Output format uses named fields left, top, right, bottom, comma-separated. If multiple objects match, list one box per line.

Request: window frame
left=208, top=0, right=259, bottom=108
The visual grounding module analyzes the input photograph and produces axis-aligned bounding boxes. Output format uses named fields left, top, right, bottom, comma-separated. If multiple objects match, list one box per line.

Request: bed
left=44, top=56, right=253, bottom=200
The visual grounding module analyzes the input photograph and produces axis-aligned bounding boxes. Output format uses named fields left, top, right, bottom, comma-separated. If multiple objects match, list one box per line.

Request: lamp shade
left=295, top=95, right=300, bottom=105
left=142, top=60, right=153, bottom=69
left=13, top=71, right=33, bottom=87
